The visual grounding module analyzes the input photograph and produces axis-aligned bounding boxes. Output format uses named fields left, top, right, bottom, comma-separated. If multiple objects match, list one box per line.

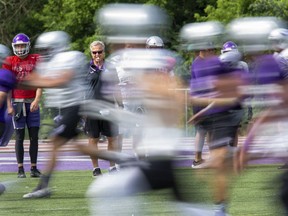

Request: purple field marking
left=0, top=137, right=285, bottom=173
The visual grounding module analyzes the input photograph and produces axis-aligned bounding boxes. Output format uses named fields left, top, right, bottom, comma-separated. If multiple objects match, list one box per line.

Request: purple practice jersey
left=242, top=54, right=286, bottom=108
left=0, top=68, right=16, bottom=93
left=252, top=54, right=284, bottom=84
left=190, top=55, right=242, bottom=115
left=0, top=68, right=16, bottom=122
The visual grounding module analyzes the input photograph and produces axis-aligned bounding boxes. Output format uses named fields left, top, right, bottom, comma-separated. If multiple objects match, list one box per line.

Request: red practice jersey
left=3, top=54, right=39, bottom=99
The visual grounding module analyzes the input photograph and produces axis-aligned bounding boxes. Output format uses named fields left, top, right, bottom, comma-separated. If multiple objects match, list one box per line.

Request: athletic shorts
left=85, top=118, right=118, bottom=138
left=140, top=159, right=181, bottom=200
left=197, top=109, right=244, bottom=149
left=12, top=102, right=40, bottom=129
left=52, top=105, right=81, bottom=140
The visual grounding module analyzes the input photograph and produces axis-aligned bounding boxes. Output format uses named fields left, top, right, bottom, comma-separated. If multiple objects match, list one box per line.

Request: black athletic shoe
left=30, top=168, right=41, bottom=178
left=18, top=168, right=26, bottom=178
left=92, top=167, right=102, bottom=177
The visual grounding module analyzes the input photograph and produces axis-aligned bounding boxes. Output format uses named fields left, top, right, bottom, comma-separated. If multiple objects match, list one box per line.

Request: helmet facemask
left=12, top=42, right=30, bottom=57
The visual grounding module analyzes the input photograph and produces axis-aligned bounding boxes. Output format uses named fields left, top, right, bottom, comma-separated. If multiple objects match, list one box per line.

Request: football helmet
left=96, top=3, right=171, bottom=44
left=179, top=21, right=225, bottom=51
left=268, top=28, right=288, bottom=51
left=12, top=33, right=30, bottom=57
left=221, top=41, right=238, bottom=54
left=219, top=51, right=242, bottom=68
left=226, top=17, right=286, bottom=53
left=0, top=44, right=11, bottom=64
left=35, top=31, right=70, bottom=61
left=146, top=36, right=164, bottom=48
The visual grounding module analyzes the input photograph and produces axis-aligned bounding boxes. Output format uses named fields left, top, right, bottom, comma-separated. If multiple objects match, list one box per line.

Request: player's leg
left=0, top=104, right=6, bottom=138
left=26, top=103, right=41, bottom=177
left=14, top=127, right=26, bottom=178
left=209, top=125, right=241, bottom=216
left=103, top=120, right=119, bottom=171
left=86, top=118, right=101, bottom=177
left=23, top=105, right=81, bottom=198
left=12, top=102, right=26, bottom=178
left=86, top=166, right=150, bottom=216
left=192, top=126, right=207, bottom=168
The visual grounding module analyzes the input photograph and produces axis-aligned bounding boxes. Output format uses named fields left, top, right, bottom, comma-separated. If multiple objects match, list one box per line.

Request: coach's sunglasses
left=92, top=50, right=104, bottom=54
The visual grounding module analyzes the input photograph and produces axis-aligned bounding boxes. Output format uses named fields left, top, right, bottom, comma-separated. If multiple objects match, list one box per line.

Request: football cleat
left=30, top=168, right=41, bottom=178
left=23, top=188, right=51, bottom=199
left=17, top=168, right=26, bottom=178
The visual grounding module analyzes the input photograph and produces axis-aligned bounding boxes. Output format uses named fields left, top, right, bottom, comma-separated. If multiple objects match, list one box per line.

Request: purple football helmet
left=12, top=33, right=30, bottom=57
left=221, top=41, right=238, bottom=54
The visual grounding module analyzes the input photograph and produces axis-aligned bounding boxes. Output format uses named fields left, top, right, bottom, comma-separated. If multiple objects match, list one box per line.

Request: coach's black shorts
left=52, top=105, right=81, bottom=140
left=85, top=118, right=119, bottom=138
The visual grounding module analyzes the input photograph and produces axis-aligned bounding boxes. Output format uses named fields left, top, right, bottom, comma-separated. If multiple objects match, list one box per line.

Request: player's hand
left=30, top=100, right=39, bottom=112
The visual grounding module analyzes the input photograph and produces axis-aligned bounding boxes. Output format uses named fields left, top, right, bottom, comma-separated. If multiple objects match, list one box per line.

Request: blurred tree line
left=1, top=0, right=288, bottom=134
left=1, top=0, right=288, bottom=82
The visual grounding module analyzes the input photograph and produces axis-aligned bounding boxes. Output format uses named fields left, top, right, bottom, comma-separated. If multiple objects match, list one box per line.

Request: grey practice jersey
left=36, top=51, right=87, bottom=108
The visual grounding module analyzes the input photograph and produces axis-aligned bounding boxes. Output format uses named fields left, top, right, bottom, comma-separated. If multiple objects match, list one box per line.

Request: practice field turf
left=0, top=165, right=286, bottom=216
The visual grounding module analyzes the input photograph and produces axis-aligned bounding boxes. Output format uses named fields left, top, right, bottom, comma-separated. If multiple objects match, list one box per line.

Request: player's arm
left=6, top=91, right=14, bottom=115
left=190, top=97, right=239, bottom=107
left=30, top=88, right=42, bottom=112
left=22, top=70, right=74, bottom=88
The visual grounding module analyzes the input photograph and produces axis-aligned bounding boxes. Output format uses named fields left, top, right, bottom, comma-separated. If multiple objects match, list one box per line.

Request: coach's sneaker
left=17, top=167, right=26, bottom=178
left=23, top=187, right=51, bottom=199
left=92, top=167, right=102, bottom=178
left=30, top=167, right=41, bottom=178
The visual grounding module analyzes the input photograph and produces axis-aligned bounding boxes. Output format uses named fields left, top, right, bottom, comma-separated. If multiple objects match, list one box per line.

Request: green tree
left=0, top=0, right=47, bottom=47
left=34, top=0, right=101, bottom=53
left=194, top=0, right=288, bottom=23
left=247, top=0, right=288, bottom=19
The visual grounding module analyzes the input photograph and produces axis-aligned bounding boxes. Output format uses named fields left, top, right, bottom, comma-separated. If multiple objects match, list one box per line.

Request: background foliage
left=1, top=0, right=288, bottom=78
left=1, top=0, right=288, bottom=133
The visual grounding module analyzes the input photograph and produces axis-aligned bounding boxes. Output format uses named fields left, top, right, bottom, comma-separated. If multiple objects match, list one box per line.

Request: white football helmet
left=35, top=31, right=71, bottom=61
left=146, top=36, right=164, bottom=48
left=0, top=44, right=11, bottom=64
left=268, top=28, right=288, bottom=51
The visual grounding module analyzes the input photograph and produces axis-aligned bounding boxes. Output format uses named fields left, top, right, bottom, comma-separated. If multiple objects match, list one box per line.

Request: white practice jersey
left=36, top=51, right=87, bottom=108
left=277, top=48, right=288, bottom=79
left=108, top=53, right=143, bottom=112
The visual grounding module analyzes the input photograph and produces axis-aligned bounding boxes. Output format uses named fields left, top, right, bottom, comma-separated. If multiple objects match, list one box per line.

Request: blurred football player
left=22, top=31, right=88, bottom=198
left=181, top=21, right=245, bottom=216
left=0, top=44, right=17, bottom=194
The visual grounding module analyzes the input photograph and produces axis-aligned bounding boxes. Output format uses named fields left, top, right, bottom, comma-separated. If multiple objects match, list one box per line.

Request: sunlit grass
left=0, top=165, right=285, bottom=216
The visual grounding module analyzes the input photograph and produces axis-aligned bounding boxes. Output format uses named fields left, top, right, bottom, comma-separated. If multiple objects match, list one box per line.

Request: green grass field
left=0, top=165, right=286, bottom=216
